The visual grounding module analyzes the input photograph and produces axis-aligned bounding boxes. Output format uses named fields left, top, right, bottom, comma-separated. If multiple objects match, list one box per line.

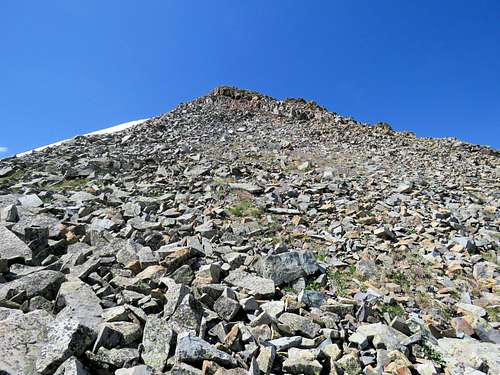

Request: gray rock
left=298, top=289, right=325, bottom=308
left=175, top=332, right=238, bottom=367
left=0, top=225, right=33, bottom=264
left=18, top=194, right=44, bottom=208
left=228, top=182, right=264, bottom=194
left=0, top=306, right=23, bottom=320
left=0, top=269, right=65, bottom=303
left=0, top=310, right=52, bottom=374
left=225, top=269, right=275, bottom=297
left=115, top=365, right=154, bottom=375
left=162, top=277, right=191, bottom=317
left=282, top=348, right=322, bottom=375
left=36, top=317, right=94, bottom=374
left=257, top=250, right=319, bottom=285
left=93, top=322, right=142, bottom=352
left=53, top=356, right=90, bottom=375
left=0, top=310, right=92, bottom=375
left=437, top=337, right=500, bottom=374
left=268, top=336, right=303, bottom=351
left=337, top=352, right=363, bottom=375
left=213, top=295, right=241, bottom=320
left=102, top=305, right=129, bottom=322
left=278, top=312, right=321, bottom=338
left=87, top=346, right=140, bottom=368
left=170, top=362, right=203, bottom=375
left=169, top=264, right=194, bottom=284
left=0, top=166, right=13, bottom=177
left=166, top=293, right=203, bottom=335
left=142, top=315, right=174, bottom=372
left=1, top=204, right=18, bottom=222
left=355, top=323, right=408, bottom=350
left=55, top=279, right=103, bottom=336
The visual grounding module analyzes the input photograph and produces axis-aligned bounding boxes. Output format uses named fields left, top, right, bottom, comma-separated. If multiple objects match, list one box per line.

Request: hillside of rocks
left=0, top=86, right=498, bottom=375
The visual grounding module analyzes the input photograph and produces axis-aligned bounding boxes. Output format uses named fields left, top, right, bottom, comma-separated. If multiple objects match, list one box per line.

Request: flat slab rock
left=224, top=269, right=276, bottom=297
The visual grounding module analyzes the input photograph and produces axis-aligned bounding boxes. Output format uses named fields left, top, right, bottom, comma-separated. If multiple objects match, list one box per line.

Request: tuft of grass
left=315, top=250, right=328, bottom=262
left=228, top=199, right=262, bottom=218
left=282, top=285, right=295, bottom=293
left=421, top=342, right=445, bottom=366
left=486, top=306, right=500, bottom=322
left=481, top=250, right=499, bottom=265
left=305, top=281, right=322, bottom=291
left=328, top=265, right=357, bottom=297
left=0, top=169, right=25, bottom=186
left=377, top=302, right=405, bottom=318
left=415, top=291, right=454, bottom=319
left=387, top=270, right=412, bottom=291
left=48, top=178, right=91, bottom=191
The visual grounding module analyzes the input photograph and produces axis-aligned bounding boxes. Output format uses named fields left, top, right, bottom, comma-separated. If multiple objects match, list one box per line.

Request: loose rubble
left=0, top=86, right=498, bottom=374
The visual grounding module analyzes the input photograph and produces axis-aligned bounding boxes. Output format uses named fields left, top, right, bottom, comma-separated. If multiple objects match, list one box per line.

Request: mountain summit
left=0, top=87, right=498, bottom=374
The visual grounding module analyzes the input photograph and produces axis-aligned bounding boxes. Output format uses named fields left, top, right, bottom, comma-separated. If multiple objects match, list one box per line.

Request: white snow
left=16, top=119, right=148, bottom=157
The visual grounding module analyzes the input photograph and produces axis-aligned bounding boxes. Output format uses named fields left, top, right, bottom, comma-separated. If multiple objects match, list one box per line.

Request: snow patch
left=16, top=119, right=148, bottom=157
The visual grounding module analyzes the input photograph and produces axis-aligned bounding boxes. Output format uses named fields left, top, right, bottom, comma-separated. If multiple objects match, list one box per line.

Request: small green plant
left=328, top=265, right=356, bottom=297
left=0, top=169, right=25, bottom=185
left=40, top=196, right=53, bottom=204
left=48, top=177, right=91, bottom=191
left=377, top=302, right=405, bottom=318
left=481, top=250, right=499, bottom=265
left=228, top=199, right=262, bottom=218
left=388, top=270, right=411, bottom=291
left=421, top=342, right=445, bottom=366
left=305, top=281, right=322, bottom=291
left=486, top=306, right=500, bottom=322
left=282, top=285, right=295, bottom=293
left=315, top=250, right=328, bottom=262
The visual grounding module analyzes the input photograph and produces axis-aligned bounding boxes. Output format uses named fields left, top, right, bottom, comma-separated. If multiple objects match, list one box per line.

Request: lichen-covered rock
left=142, top=315, right=174, bottom=371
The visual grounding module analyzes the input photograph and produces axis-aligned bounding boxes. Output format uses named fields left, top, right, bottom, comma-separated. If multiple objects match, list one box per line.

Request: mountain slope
left=0, top=87, right=498, bottom=374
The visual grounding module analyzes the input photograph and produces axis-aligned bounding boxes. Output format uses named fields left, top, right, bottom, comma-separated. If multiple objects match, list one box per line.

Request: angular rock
left=278, top=312, right=321, bottom=338
left=257, top=250, right=319, bottom=286
left=225, top=269, right=275, bottom=297
left=0, top=225, right=33, bottom=264
left=142, top=315, right=174, bottom=372
left=175, top=333, right=238, bottom=367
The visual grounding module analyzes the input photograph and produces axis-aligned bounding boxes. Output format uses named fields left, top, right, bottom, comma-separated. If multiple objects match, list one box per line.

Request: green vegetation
left=315, top=250, right=328, bottom=262
left=328, top=265, right=357, bottom=297
left=486, top=306, right=500, bottom=322
left=305, top=280, right=322, bottom=291
left=228, top=199, right=262, bottom=218
left=387, top=270, right=412, bottom=291
left=421, top=342, right=445, bottom=366
left=47, top=177, right=91, bottom=191
left=377, top=302, right=405, bottom=318
left=0, top=169, right=25, bottom=185
left=415, top=291, right=454, bottom=319
left=481, top=250, right=499, bottom=265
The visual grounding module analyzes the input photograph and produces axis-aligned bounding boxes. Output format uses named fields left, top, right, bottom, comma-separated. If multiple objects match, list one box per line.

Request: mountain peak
left=0, top=87, right=498, bottom=374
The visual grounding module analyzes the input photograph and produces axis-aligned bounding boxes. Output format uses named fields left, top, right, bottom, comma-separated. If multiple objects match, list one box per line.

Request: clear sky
left=1, top=1, right=499, bottom=156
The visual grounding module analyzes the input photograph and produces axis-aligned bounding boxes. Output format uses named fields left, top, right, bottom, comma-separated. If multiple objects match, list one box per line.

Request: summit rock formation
left=0, top=87, right=498, bottom=374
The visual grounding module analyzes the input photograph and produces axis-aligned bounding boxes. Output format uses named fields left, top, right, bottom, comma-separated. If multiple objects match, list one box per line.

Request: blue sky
left=1, top=1, right=499, bottom=156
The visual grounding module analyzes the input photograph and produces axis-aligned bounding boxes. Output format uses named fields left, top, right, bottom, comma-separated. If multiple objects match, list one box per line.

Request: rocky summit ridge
left=0, top=86, right=498, bottom=375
